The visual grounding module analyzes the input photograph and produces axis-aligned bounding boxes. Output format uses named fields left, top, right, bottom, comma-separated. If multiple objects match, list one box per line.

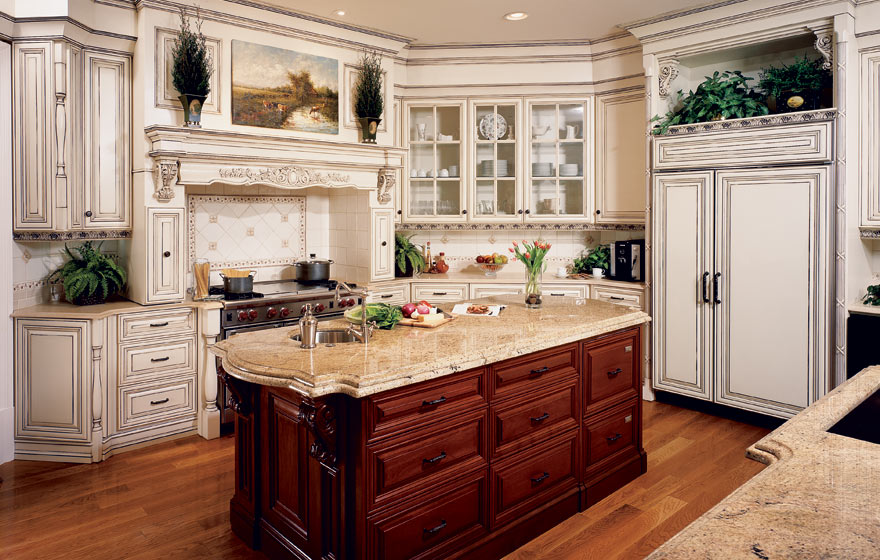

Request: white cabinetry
left=470, top=99, right=522, bottom=221
left=371, top=208, right=395, bottom=281
left=146, top=208, right=185, bottom=303
left=652, top=121, right=832, bottom=418
left=862, top=48, right=880, bottom=229
left=595, top=92, right=646, bottom=223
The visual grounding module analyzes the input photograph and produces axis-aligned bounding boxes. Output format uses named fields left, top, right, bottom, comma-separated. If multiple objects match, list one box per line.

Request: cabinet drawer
left=119, top=308, right=195, bottom=341
left=491, top=343, right=577, bottom=402
left=120, top=336, right=196, bottom=385
left=370, top=472, right=488, bottom=560
left=368, top=283, right=410, bottom=305
left=591, top=285, right=643, bottom=309
left=584, top=399, right=639, bottom=468
left=368, top=410, right=486, bottom=510
left=119, top=377, right=197, bottom=431
left=367, top=368, right=486, bottom=440
left=543, top=284, right=587, bottom=298
left=583, top=328, right=640, bottom=414
left=490, top=430, right=579, bottom=528
left=469, top=284, right=523, bottom=299
left=491, top=381, right=578, bottom=458
left=411, top=283, right=469, bottom=304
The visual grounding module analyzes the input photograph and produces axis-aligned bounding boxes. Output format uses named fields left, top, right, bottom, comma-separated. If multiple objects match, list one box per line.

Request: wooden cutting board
left=398, top=313, right=457, bottom=328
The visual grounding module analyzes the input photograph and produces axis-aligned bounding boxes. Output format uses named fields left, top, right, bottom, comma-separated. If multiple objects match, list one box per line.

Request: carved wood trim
left=216, top=362, right=252, bottom=416
left=154, top=160, right=179, bottom=202
left=299, top=399, right=338, bottom=467
left=377, top=167, right=394, bottom=204
left=657, top=58, right=679, bottom=98
left=217, top=166, right=352, bottom=188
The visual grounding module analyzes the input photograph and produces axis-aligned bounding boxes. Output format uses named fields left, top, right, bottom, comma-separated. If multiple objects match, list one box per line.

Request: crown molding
left=0, top=11, right=137, bottom=43
left=404, top=31, right=633, bottom=51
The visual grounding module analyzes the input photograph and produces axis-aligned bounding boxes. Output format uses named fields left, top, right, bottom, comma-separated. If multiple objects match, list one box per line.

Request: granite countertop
left=391, top=266, right=646, bottom=288
left=210, top=295, right=649, bottom=398
left=648, top=365, right=880, bottom=559
left=848, top=301, right=880, bottom=317
left=11, top=296, right=224, bottom=320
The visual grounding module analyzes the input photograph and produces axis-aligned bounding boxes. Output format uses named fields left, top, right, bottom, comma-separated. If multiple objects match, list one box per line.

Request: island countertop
left=647, top=365, right=880, bottom=559
left=209, top=295, right=649, bottom=398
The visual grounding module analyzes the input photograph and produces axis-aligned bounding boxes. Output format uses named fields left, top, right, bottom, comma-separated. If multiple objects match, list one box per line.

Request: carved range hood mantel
left=145, top=125, right=405, bottom=202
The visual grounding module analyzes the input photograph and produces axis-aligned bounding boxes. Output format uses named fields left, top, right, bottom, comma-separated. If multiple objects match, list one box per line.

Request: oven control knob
left=237, top=310, right=248, bottom=322
left=280, top=307, right=290, bottom=318
left=301, top=305, right=308, bottom=314
left=315, top=303, right=325, bottom=312
left=347, top=298, right=356, bottom=307
left=266, top=307, right=277, bottom=318
left=337, top=299, right=347, bottom=308
left=247, top=309, right=258, bottom=321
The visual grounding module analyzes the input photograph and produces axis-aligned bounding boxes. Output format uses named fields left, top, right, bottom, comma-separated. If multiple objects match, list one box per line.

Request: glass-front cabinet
left=403, top=101, right=466, bottom=222
left=526, top=99, right=592, bottom=220
left=469, top=100, right=522, bottom=222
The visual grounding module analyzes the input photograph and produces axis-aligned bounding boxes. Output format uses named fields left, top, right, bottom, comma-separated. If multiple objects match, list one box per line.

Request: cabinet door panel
left=147, top=208, right=185, bottom=303
left=372, top=208, right=394, bottom=281
left=863, top=50, right=880, bottom=227
left=715, top=167, right=829, bottom=416
left=84, top=52, right=131, bottom=228
left=652, top=172, right=713, bottom=400
left=596, top=93, right=646, bottom=223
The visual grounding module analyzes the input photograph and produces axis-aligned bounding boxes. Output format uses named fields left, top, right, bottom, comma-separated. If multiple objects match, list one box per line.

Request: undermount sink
left=291, top=329, right=361, bottom=345
left=827, top=387, right=880, bottom=445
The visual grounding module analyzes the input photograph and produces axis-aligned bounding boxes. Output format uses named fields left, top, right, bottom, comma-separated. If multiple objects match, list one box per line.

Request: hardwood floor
left=0, top=401, right=769, bottom=560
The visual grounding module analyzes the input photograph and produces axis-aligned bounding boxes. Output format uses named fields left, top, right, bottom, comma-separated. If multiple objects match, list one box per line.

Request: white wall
left=2, top=40, right=14, bottom=464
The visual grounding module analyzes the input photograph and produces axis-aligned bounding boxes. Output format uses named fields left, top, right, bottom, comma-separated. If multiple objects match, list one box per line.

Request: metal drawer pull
left=432, top=291, right=448, bottom=296
left=150, top=322, right=169, bottom=328
left=424, top=519, right=447, bottom=535
left=529, top=366, right=549, bottom=376
left=150, top=398, right=170, bottom=405
left=702, top=271, right=710, bottom=303
left=550, top=292, right=565, bottom=296
left=609, top=296, right=625, bottom=301
left=607, top=368, right=622, bottom=377
left=422, top=396, right=447, bottom=407
left=530, top=472, right=550, bottom=484
left=713, top=272, right=722, bottom=304
left=380, top=294, right=394, bottom=299
left=530, top=412, right=550, bottom=423
left=423, top=451, right=447, bottom=465
left=607, top=433, right=623, bottom=443
left=151, top=356, right=171, bottom=363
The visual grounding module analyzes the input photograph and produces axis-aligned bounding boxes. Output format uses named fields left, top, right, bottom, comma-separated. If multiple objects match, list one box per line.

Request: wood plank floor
left=0, top=401, right=770, bottom=559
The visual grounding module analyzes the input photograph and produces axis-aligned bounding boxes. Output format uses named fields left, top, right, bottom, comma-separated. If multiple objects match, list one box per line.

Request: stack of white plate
left=559, top=163, right=580, bottom=177
left=532, top=162, right=553, bottom=177
left=480, top=160, right=509, bottom=177
left=496, top=160, right=509, bottom=177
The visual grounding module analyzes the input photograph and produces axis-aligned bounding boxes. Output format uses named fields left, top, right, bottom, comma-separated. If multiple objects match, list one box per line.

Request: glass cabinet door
left=527, top=100, right=590, bottom=220
left=405, top=103, right=465, bottom=221
left=471, top=101, right=521, bottom=221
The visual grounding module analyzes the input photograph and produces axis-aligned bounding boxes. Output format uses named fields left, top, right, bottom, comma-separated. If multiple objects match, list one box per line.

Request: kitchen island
left=211, top=295, right=650, bottom=560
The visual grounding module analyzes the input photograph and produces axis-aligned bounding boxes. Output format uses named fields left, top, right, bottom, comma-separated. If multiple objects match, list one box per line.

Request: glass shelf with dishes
left=526, top=100, right=591, bottom=220
left=404, top=101, right=466, bottom=221
left=470, top=100, right=522, bottom=222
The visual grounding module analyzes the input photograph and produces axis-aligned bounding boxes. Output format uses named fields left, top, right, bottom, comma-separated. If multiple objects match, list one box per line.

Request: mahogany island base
left=218, top=324, right=646, bottom=560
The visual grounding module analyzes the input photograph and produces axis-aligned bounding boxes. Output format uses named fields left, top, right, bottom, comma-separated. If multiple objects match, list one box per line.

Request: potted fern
left=758, top=55, right=832, bottom=113
left=354, top=50, right=384, bottom=143
left=48, top=242, right=127, bottom=306
left=171, top=6, right=213, bottom=127
left=395, top=233, right=425, bottom=277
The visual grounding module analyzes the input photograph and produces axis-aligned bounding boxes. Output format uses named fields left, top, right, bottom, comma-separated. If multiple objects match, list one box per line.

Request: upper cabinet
left=595, top=92, right=646, bottom=224
left=862, top=48, right=880, bottom=231
left=12, top=40, right=132, bottom=236
left=470, top=99, right=522, bottom=222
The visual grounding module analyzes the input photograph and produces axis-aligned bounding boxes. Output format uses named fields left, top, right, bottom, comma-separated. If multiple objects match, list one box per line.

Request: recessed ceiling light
left=504, top=12, right=528, bottom=21
left=333, top=9, right=346, bottom=16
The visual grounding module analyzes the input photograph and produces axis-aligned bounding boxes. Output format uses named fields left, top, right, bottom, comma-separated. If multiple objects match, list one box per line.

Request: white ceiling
left=267, top=0, right=713, bottom=45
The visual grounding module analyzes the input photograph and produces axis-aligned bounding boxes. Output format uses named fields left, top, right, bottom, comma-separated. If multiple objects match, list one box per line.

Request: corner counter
left=648, top=365, right=880, bottom=559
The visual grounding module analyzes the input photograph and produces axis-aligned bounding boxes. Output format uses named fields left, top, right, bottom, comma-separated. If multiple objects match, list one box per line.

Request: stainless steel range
left=215, top=279, right=361, bottom=431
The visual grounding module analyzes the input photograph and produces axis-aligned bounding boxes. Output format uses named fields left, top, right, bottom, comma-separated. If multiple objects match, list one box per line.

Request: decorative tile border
left=13, top=230, right=132, bottom=241
left=659, top=108, right=837, bottom=136
left=397, top=222, right=644, bottom=231
left=13, top=279, right=48, bottom=293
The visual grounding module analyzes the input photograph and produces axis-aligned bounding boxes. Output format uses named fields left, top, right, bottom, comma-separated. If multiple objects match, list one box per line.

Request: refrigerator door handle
left=702, top=272, right=710, bottom=303
left=713, top=272, right=722, bottom=304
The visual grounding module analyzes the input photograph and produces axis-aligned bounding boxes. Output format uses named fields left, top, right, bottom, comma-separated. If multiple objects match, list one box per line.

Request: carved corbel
left=154, top=160, right=180, bottom=202
left=299, top=399, right=337, bottom=467
left=377, top=167, right=395, bottom=204
left=811, top=27, right=833, bottom=71
left=216, top=362, right=251, bottom=416
left=658, top=58, right=680, bottom=98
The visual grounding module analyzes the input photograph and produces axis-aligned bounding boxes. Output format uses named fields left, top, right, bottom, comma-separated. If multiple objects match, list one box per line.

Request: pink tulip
left=512, top=240, right=518, bottom=246
left=525, top=252, right=531, bottom=259
left=508, top=247, right=514, bottom=253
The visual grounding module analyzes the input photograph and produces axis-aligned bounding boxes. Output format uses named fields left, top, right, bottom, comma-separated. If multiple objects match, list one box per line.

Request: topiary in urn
left=171, top=6, right=213, bottom=127
left=354, top=49, right=384, bottom=143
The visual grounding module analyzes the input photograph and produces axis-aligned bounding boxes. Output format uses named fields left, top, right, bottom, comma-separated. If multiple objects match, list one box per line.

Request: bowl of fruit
left=475, top=253, right=508, bottom=277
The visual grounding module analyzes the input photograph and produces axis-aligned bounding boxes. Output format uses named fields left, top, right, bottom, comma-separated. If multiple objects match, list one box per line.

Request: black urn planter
left=777, top=90, right=820, bottom=113
left=179, top=94, right=208, bottom=127
left=395, top=259, right=415, bottom=278
left=72, top=293, right=109, bottom=306
left=358, top=117, right=381, bottom=143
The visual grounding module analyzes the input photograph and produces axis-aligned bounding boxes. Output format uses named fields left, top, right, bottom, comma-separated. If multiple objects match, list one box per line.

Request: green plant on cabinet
left=573, top=244, right=611, bottom=274
left=48, top=242, right=127, bottom=306
left=171, top=6, right=213, bottom=126
left=395, top=232, right=425, bottom=277
left=758, top=55, right=832, bottom=113
left=354, top=49, right=384, bottom=143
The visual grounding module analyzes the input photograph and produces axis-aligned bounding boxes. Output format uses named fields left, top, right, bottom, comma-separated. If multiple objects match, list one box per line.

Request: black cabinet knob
left=461, top=209, right=467, bottom=215
left=517, top=209, right=523, bottom=214
left=596, top=209, right=601, bottom=215
left=163, top=251, right=171, bottom=258
left=396, top=210, right=402, bottom=215
left=381, top=241, right=387, bottom=246
left=524, top=209, right=530, bottom=214
left=84, top=210, right=93, bottom=217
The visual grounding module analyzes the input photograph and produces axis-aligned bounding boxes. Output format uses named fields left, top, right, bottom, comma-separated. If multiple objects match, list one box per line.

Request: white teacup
left=439, top=169, right=449, bottom=177
left=410, top=169, right=418, bottom=177
left=592, top=268, right=605, bottom=279
left=426, top=169, right=434, bottom=178
left=556, top=266, right=568, bottom=278
left=417, top=169, right=427, bottom=178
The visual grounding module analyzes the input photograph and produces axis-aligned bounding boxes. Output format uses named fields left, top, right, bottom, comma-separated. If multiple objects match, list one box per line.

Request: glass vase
left=524, top=267, right=543, bottom=308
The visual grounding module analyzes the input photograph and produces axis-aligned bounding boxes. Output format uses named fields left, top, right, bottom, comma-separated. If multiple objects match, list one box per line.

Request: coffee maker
left=609, top=240, right=645, bottom=282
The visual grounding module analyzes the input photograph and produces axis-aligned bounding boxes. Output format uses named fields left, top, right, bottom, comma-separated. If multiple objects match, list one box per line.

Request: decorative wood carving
left=299, top=399, right=337, bottom=467
left=12, top=230, right=132, bottom=241
left=813, top=29, right=833, bottom=71
left=377, top=167, right=394, bottom=204
left=54, top=43, right=68, bottom=183
left=218, top=166, right=351, bottom=188
left=217, top=364, right=251, bottom=416
left=91, top=344, right=103, bottom=434
left=154, top=160, right=179, bottom=202
left=657, top=58, right=679, bottom=98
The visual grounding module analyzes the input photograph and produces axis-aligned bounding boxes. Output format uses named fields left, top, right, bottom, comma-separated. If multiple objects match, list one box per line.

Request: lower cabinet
left=221, top=325, right=645, bottom=560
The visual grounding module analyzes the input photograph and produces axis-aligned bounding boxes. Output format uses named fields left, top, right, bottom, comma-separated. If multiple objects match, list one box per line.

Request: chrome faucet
left=335, top=281, right=375, bottom=344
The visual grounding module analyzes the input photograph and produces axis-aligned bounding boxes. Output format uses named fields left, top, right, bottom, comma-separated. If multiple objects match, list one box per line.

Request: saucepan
left=294, top=254, right=334, bottom=284
left=219, top=270, right=257, bottom=294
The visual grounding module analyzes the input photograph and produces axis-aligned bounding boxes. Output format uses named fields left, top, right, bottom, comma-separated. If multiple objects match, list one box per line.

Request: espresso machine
left=609, top=240, right=645, bottom=282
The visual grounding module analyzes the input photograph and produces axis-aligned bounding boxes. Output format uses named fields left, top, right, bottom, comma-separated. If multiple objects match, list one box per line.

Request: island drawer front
left=583, top=328, right=640, bottom=415
left=591, top=285, right=643, bottom=309
left=543, top=283, right=588, bottom=298
left=369, top=471, right=489, bottom=560
left=119, top=336, right=196, bottom=385
left=491, top=380, right=578, bottom=458
left=490, top=430, right=579, bottom=529
left=411, top=283, right=469, bottom=304
left=368, top=410, right=487, bottom=510
left=490, top=343, right=578, bottom=402
left=584, top=399, right=638, bottom=468
left=119, top=308, right=195, bottom=341
left=119, top=377, right=197, bottom=431
left=367, top=284, right=410, bottom=306
left=367, top=368, right=487, bottom=441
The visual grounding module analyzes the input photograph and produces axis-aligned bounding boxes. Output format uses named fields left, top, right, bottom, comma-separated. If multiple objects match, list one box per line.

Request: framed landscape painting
left=231, top=40, right=339, bottom=134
